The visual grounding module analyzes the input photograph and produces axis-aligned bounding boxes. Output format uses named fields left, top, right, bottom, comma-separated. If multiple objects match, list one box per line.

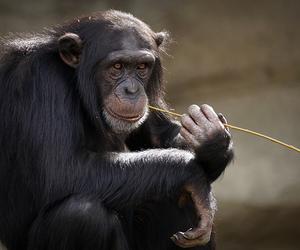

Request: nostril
left=125, top=85, right=139, bottom=95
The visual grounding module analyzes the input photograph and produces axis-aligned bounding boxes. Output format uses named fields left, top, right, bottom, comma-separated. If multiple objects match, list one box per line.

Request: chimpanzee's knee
left=28, top=195, right=128, bottom=250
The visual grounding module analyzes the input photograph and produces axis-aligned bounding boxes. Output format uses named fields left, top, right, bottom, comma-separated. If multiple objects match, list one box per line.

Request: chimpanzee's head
left=57, top=10, right=168, bottom=134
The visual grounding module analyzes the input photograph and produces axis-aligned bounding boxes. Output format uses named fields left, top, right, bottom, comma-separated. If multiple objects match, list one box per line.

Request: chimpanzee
left=0, top=10, right=233, bottom=250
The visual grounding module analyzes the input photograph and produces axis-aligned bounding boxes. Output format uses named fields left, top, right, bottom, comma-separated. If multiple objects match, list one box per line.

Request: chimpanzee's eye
left=110, top=62, right=123, bottom=79
left=136, top=63, right=149, bottom=79
left=137, top=63, right=146, bottom=70
left=113, top=63, right=122, bottom=70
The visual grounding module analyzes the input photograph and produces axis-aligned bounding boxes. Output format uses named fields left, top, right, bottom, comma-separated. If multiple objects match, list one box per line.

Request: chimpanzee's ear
left=155, top=31, right=170, bottom=47
left=58, top=33, right=83, bottom=68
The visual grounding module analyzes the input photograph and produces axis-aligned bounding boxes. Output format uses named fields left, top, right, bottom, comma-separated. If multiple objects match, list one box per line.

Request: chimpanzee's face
left=98, top=32, right=156, bottom=134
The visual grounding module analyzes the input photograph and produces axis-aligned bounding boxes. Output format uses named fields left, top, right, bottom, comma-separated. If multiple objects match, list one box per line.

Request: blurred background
left=0, top=0, right=299, bottom=249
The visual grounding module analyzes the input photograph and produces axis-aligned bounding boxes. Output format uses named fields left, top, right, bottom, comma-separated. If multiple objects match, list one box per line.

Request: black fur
left=0, top=10, right=233, bottom=250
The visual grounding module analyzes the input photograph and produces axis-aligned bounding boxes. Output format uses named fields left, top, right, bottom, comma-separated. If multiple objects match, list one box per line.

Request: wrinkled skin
left=181, top=104, right=230, bottom=150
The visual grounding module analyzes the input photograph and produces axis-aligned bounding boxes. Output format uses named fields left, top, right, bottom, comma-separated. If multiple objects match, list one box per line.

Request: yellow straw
left=148, top=105, right=300, bottom=153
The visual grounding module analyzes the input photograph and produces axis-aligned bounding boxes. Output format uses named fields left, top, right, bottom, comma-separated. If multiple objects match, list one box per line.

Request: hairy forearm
left=85, top=149, right=206, bottom=209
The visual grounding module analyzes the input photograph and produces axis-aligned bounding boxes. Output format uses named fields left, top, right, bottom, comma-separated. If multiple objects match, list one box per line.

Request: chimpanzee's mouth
left=106, top=107, right=145, bottom=122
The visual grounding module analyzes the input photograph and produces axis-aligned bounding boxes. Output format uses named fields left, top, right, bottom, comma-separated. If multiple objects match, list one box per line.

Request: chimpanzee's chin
left=102, top=108, right=149, bottom=134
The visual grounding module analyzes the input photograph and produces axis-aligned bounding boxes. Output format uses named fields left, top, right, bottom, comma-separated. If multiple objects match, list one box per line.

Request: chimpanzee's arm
left=83, top=149, right=209, bottom=210
left=126, top=104, right=233, bottom=182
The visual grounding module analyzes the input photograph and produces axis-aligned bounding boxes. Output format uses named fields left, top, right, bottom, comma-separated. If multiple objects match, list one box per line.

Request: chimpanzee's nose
left=124, top=81, right=140, bottom=96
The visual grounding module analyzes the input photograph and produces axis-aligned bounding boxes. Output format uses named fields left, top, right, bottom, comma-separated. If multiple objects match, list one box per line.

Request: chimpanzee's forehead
left=109, top=27, right=155, bottom=52
left=120, top=31, right=151, bottom=50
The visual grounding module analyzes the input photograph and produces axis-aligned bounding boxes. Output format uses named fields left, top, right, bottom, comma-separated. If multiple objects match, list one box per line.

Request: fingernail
left=172, top=234, right=179, bottom=240
left=182, top=233, right=190, bottom=239
left=178, top=232, right=185, bottom=236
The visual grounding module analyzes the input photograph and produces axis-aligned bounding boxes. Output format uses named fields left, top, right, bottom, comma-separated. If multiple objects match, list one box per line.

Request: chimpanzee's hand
left=171, top=185, right=216, bottom=248
left=180, top=104, right=231, bottom=151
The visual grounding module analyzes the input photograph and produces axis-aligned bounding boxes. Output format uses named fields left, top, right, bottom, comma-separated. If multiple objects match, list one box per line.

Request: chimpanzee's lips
left=106, top=107, right=144, bottom=122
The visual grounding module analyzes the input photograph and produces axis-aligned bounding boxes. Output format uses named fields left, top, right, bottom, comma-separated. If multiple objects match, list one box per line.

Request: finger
left=200, top=104, right=220, bottom=123
left=218, top=113, right=227, bottom=124
left=181, top=214, right=211, bottom=240
left=182, top=228, right=211, bottom=242
left=171, top=232, right=199, bottom=248
left=181, top=113, right=201, bottom=135
left=171, top=233, right=189, bottom=248
left=181, top=228, right=202, bottom=240
left=218, top=113, right=229, bottom=132
left=180, top=127, right=200, bottom=147
left=171, top=231, right=210, bottom=248
left=187, top=104, right=208, bottom=126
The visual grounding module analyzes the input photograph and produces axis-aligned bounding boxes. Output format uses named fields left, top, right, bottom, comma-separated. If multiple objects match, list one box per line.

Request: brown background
left=0, top=0, right=300, bottom=249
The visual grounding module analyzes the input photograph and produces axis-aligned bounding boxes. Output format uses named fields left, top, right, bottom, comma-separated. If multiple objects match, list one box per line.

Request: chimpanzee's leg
left=27, top=195, right=129, bottom=250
